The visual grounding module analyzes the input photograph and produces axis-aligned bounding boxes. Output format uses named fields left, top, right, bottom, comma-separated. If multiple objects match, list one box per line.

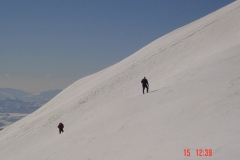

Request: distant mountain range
left=0, top=88, right=29, bottom=100
left=0, top=98, right=39, bottom=114
left=0, top=88, right=62, bottom=129
left=0, top=88, right=62, bottom=102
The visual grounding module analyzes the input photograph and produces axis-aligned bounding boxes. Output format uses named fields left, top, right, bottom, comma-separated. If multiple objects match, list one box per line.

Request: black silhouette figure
left=58, top=123, right=64, bottom=134
left=141, top=77, right=149, bottom=94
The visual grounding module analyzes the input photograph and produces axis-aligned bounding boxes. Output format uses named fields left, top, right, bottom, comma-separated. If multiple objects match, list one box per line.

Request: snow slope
left=1, top=1, right=240, bottom=160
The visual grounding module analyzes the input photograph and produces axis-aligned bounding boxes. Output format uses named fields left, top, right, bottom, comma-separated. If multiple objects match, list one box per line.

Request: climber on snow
left=58, top=122, right=64, bottom=134
left=141, top=77, right=149, bottom=94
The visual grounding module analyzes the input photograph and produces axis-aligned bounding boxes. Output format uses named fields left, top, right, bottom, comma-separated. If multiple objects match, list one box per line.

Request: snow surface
left=1, top=1, right=240, bottom=160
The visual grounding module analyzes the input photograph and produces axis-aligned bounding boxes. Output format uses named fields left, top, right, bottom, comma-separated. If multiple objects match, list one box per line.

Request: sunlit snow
left=0, top=1, right=240, bottom=160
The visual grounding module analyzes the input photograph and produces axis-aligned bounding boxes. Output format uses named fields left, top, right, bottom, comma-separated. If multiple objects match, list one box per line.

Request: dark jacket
left=58, top=123, right=64, bottom=129
left=141, top=79, right=149, bottom=86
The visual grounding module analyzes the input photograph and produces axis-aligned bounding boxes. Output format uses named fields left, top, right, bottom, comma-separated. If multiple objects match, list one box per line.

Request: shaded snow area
left=1, top=1, right=240, bottom=160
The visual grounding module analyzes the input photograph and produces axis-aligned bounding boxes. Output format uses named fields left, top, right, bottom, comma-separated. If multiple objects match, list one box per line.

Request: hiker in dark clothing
left=58, top=123, right=64, bottom=134
left=141, top=77, right=149, bottom=94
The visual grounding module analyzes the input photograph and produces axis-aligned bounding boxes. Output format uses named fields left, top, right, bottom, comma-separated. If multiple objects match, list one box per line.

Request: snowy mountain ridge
left=0, top=1, right=240, bottom=160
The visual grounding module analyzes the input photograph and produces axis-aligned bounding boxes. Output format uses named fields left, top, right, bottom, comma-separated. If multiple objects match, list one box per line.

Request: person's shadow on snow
left=149, top=89, right=159, bottom=93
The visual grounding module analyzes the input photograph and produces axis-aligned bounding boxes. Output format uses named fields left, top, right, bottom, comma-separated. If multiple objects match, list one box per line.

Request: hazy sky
left=0, top=0, right=235, bottom=92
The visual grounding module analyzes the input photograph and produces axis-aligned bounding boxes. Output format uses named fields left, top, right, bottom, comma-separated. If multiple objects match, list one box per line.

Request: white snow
left=1, top=1, right=240, bottom=160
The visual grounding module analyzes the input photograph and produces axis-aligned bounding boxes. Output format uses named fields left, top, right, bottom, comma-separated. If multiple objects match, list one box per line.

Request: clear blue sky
left=0, top=0, right=235, bottom=92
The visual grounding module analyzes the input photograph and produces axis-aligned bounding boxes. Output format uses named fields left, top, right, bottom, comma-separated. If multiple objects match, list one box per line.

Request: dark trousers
left=59, top=128, right=64, bottom=134
left=142, top=85, right=149, bottom=94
